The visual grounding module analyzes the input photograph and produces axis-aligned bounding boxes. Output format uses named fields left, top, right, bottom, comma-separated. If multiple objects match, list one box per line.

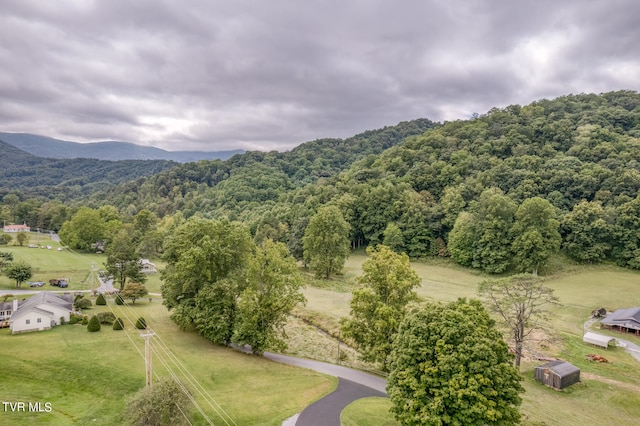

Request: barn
left=534, top=361, right=580, bottom=390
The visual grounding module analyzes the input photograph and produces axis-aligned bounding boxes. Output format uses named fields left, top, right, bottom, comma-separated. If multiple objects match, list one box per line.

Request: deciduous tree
left=121, top=282, right=149, bottom=304
left=233, top=239, right=305, bottom=354
left=161, top=217, right=252, bottom=330
left=59, top=207, right=106, bottom=251
left=5, top=260, right=32, bottom=288
left=125, top=378, right=192, bottom=426
left=303, top=205, right=350, bottom=279
left=478, top=274, right=559, bottom=368
left=387, top=299, right=523, bottom=425
left=341, top=245, right=420, bottom=371
left=561, top=200, right=611, bottom=262
left=104, top=229, right=147, bottom=291
left=15, top=232, right=28, bottom=247
left=511, top=197, right=561, bottom=275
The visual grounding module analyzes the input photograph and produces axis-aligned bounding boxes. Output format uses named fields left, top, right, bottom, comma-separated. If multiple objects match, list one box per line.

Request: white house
left=3, top=224, right=30, bottom=233
left=9, top=292, right=73, bottom=334
left=140, top=259, right=157, bottom=274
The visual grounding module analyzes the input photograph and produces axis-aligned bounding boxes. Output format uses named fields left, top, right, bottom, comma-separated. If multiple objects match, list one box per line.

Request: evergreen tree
left=87, top=315, right=101, bottom=332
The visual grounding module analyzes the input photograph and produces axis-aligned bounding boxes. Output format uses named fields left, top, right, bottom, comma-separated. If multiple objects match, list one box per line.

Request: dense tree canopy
left=161, top=218, right=253, bottom=330
left=5, top=92, right=640, bottom=272
left=387, top=299, right=523, bottom=425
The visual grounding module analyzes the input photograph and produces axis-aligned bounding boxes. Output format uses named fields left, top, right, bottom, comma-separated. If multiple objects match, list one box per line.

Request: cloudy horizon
left=1, top=1, right=638, bottom=152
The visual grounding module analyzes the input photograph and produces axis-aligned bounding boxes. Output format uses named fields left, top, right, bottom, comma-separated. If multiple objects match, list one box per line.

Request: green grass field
left=0, top=300, right=334, bottom=425
left=4, top=236, right=640, bottom=425
left=300, top=255, right=640, bottom=426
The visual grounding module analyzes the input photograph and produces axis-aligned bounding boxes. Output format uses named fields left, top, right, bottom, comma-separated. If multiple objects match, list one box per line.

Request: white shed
left=583, top=331, right=615, bottom=349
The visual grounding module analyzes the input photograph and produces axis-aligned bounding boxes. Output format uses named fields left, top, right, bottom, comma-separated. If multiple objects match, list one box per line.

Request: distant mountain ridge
left=0, top=132, right=243, bottom=163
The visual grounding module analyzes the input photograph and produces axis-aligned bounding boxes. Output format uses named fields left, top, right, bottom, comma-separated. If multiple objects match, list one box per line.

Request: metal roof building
left=600, top=307, right=640, bottom=336
left=534, top=361, right=580, bottom=390
left=583, top=331, right=615, bottom=349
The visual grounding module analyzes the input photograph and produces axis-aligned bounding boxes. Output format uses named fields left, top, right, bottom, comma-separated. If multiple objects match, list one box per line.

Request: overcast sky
left=1, top=1, right=638, bottom=152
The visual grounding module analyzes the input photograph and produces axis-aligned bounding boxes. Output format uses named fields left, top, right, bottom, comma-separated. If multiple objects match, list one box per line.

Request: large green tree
left=104, top=228, right=147, bottom=291
left=58, top=206, right=108, bottom=251
left=5, top=260, right=32, bottom=288
left=478, top=274, right=559, bottom=368
left=161, top=217, right=252, bottom=331
left=511, top=197, right=561, bottom=275
left=303, top=205, right=350, bottom=279
left=387, top=299, right=523, bottom=425
left=341, top=245, right=420, bottom=371
left=561, top=200, right=612, bottom=262
left=233, top=239, right=305, bottom=354
left=448, top=189, right=516, bottom=273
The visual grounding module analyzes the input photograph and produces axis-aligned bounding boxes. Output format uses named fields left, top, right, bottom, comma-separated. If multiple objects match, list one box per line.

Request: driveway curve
left=263, top=352, right=387, bottom=426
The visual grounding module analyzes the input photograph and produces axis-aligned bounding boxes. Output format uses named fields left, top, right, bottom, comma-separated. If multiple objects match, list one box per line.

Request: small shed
left=534, top=361, right=580, bottom=390
left=583, top=331, right=615, bottom=349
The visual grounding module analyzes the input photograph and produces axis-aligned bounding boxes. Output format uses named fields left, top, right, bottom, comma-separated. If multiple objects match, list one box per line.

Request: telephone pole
left=141, top=331, right=155, bottom=387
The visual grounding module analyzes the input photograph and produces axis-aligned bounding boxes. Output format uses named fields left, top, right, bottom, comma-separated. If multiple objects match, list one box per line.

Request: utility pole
left=141, top=331, right=155, bottom=387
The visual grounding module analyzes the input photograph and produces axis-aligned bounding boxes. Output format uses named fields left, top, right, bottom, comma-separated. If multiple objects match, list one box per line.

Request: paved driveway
left=264, top=353, right=388, bottom=426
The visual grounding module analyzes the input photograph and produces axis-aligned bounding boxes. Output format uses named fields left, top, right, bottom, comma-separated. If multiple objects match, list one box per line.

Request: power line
left=115, top=295, right=236, bottom=425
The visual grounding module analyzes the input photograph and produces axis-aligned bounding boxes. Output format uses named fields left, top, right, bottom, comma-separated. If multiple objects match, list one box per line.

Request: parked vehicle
left=49, top=279, right=69, bottom=288
left=28, top=281, right=46, bottom=287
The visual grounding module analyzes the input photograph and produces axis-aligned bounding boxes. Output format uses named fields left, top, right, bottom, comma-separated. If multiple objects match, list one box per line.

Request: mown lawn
left=0, top=297, right=334, bottom=425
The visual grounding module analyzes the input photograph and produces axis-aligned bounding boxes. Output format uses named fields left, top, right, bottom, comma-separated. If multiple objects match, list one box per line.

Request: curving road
left=264, top=352, right=387, bottom=426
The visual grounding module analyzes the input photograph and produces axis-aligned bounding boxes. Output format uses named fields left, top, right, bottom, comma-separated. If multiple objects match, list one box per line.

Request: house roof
left=9, top=291, right=72, bottom=323
left=600, top=307, right=640, bottom=330
left=535, top=360, right=580, bottom=377
left=3, top=224, right=29, bottom=230
left=583, top=331, right=615, bottom=348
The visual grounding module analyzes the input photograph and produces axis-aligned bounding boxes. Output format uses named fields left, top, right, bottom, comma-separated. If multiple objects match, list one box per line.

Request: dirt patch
left=582, top=372, right=640, bottom=393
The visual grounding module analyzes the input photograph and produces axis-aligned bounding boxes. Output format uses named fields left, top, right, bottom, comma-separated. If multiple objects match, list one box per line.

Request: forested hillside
left=0, top=140, right=177, bottom=200
left=87, top=119, right=436, bottom=216
left=4, top=91, right=640, bottom=272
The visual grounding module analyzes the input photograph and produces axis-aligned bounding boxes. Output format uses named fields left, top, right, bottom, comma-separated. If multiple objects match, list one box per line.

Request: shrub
left=75, top=298, right=92, bottom=309
left=113, top=318, right=125, bottom=330
left=115, top=294, right=124, bottom=305
left=59, top=316, right=66, bottom=325
left=69, top=313, right=83, bottom=325
left=87, top=315, right=101, bottom=332
left=82, top=315, right=89, bottom=325
left=135, top=317, right=147, bottom=330
left=96, top=293, right=107, bottom=305
left=97, top=311, right=116, bottom=324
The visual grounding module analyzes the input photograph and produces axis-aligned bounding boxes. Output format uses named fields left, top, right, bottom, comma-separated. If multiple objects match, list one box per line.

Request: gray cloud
left=0, top=0, right=638, bottom=151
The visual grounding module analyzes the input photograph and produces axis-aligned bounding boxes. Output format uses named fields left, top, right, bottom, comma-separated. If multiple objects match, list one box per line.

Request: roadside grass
left=0, top=298, right=334, bottom=425
left=341, top=397, right=398, bottom=426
